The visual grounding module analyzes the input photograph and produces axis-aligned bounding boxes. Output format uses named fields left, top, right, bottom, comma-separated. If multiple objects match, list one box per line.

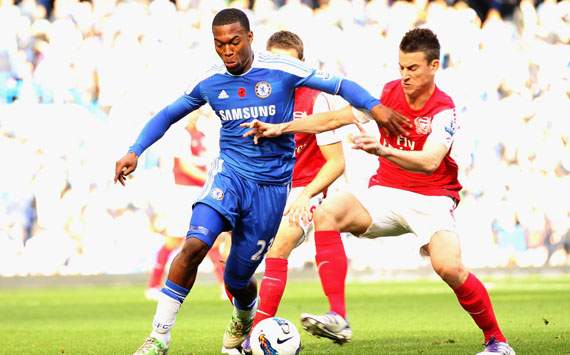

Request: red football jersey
left=291, top=87, right=327, bottom=188
left=173, top=128, right=208, bottom=187
left=369, top=80, right=462, bottom=202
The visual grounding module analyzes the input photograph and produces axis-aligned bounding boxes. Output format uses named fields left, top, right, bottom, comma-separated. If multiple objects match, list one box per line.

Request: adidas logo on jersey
left=218, top=90, right=229, bottom=99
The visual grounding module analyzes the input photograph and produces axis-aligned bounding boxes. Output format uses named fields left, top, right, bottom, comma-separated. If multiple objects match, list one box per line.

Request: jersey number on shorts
left=251, top=238, right=275, bottom=261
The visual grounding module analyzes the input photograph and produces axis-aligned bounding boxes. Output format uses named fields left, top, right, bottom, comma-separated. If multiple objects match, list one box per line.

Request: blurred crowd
left=1, top=0, right=569, bottom=277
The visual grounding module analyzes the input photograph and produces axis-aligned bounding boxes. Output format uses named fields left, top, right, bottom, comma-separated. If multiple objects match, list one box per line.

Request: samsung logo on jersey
left=218, top=105, right=276, bottom=121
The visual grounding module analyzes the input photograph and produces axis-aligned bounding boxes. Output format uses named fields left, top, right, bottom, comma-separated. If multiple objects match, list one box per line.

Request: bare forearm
left=280, top=106, right=354, bottom=134
left=300, top=158, right=345, bottom=198
left=381, top=146, right=440, bottom=174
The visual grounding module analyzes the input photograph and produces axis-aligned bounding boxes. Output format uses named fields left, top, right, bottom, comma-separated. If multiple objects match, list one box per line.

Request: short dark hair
left=266, top=30, right=304, bottom=60
left=212, top=8, right=250, bottom=32
left=400, top=28, right=440, bottom=63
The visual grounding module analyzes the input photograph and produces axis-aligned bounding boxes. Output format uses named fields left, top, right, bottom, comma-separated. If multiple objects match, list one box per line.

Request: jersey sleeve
left=299, top=69, right=343, bottom=96
left=313, top=93, right=343, bottom=146
left=427, top=108, right=458, bottom=148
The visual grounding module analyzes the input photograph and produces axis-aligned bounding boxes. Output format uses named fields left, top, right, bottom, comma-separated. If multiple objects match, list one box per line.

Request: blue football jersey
left=180, top=51, right=342, bottom=185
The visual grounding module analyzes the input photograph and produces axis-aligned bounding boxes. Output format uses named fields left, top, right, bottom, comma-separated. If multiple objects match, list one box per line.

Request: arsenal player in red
left=243, top=28, right=515, bottom=355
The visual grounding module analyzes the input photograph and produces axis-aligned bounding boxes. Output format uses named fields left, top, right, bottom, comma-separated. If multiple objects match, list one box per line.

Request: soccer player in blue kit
left=114, top=8, right=409, bottom=355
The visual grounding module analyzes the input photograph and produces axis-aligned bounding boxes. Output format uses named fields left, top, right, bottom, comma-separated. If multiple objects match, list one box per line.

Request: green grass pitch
left=1, top=276, right=569, bottom=354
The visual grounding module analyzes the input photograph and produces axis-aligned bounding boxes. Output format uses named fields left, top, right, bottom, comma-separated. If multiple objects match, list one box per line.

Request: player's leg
left=427, top=231, right=515, bottom=354
left=243, top=190, right=316, bottom=353
left=222, top=242, right=259, bottom=350
left=222, top=181, right=289, bottom=351
left=252, top=187, right=316, bottom=330
left=252, top=219, right=303, bottom=329
left=313, top=191, right=370, bottom=318
left=135, top=203, right=229, bottom=355
left=301, top=191, right=371, bottom=344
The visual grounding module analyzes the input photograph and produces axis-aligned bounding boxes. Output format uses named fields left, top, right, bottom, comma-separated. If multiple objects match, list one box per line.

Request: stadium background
left=0, top=0, right=569, bottom=282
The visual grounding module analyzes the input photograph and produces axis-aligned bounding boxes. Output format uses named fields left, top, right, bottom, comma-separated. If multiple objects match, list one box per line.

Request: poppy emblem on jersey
left=414, top=116, right=431, bottom=135
left=211, top=188, right=224, bottom=200
left=254, top=81, right=272, bottom=99
left=238, top=87, right=246, bottom=98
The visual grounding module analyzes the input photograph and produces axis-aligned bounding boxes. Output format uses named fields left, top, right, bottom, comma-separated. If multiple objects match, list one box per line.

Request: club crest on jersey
left=211, top=188, right=224, bottom=200
left=414, top=116, right=431, bottom=135
left=254, top=81, right=272, bottom=99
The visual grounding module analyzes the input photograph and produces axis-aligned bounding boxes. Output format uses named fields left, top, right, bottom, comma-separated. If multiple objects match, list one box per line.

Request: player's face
left=398, top=50, right=439, bottom=99
left=267, top=46, right=301, bottom=60
left=213, top=22, right=254, bottom=75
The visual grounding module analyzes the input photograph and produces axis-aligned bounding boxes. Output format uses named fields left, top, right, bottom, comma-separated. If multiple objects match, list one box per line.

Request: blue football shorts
left=189, top=159, right=289, bottom=289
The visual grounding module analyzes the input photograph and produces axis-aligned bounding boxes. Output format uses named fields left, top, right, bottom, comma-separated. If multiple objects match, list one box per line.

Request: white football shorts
left=354, top=185, right=457, bottom=249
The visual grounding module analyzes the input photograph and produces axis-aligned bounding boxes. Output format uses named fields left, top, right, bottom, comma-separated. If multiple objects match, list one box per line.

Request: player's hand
left=114, top=152, right=138, bottom=186
left=283, top=192, right=311, bottom=227
left=241, top=119, right=284, bottom=144
left=351, top=122, right=388, bottom=156
left=369, top=104, right=411, bottom=137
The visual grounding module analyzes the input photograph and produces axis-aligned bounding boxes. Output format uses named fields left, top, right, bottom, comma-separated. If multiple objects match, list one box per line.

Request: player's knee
left=266, top=242, right=293, bottom=259
left=267, top=231, right=300, bottom=259
left=313, top=202, right=340, bottom=229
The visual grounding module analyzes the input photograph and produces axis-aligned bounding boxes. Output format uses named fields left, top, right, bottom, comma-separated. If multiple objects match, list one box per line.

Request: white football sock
left=150, top=292, right=182, bottom=344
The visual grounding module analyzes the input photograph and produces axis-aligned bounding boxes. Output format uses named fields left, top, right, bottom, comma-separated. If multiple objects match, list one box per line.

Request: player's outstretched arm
left=115, top=95, right=202, bottom=184
left=301, top=68, right=410, bottom=135
left=241, top=106, right=355, bottom=143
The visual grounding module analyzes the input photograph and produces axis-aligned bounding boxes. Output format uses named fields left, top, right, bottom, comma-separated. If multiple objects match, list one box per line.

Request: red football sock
left=253, top=258, right=288, bottom=329
left=315, top=230, right=347, bottom=319
left=148, top=244, right=173, bottom=289
left=207, top=246, right=225, bottom=284
left=453, top=273, right=506, bottom=343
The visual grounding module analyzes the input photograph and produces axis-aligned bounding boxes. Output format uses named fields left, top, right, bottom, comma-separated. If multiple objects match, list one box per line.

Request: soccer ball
left=250, top=317, right=301, bottom=355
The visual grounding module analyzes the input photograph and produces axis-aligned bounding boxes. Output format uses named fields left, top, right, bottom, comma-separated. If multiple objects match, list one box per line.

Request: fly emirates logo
left=218, top=105, right=276, bottom=121
left=381, top=135, right=416, bottom=150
